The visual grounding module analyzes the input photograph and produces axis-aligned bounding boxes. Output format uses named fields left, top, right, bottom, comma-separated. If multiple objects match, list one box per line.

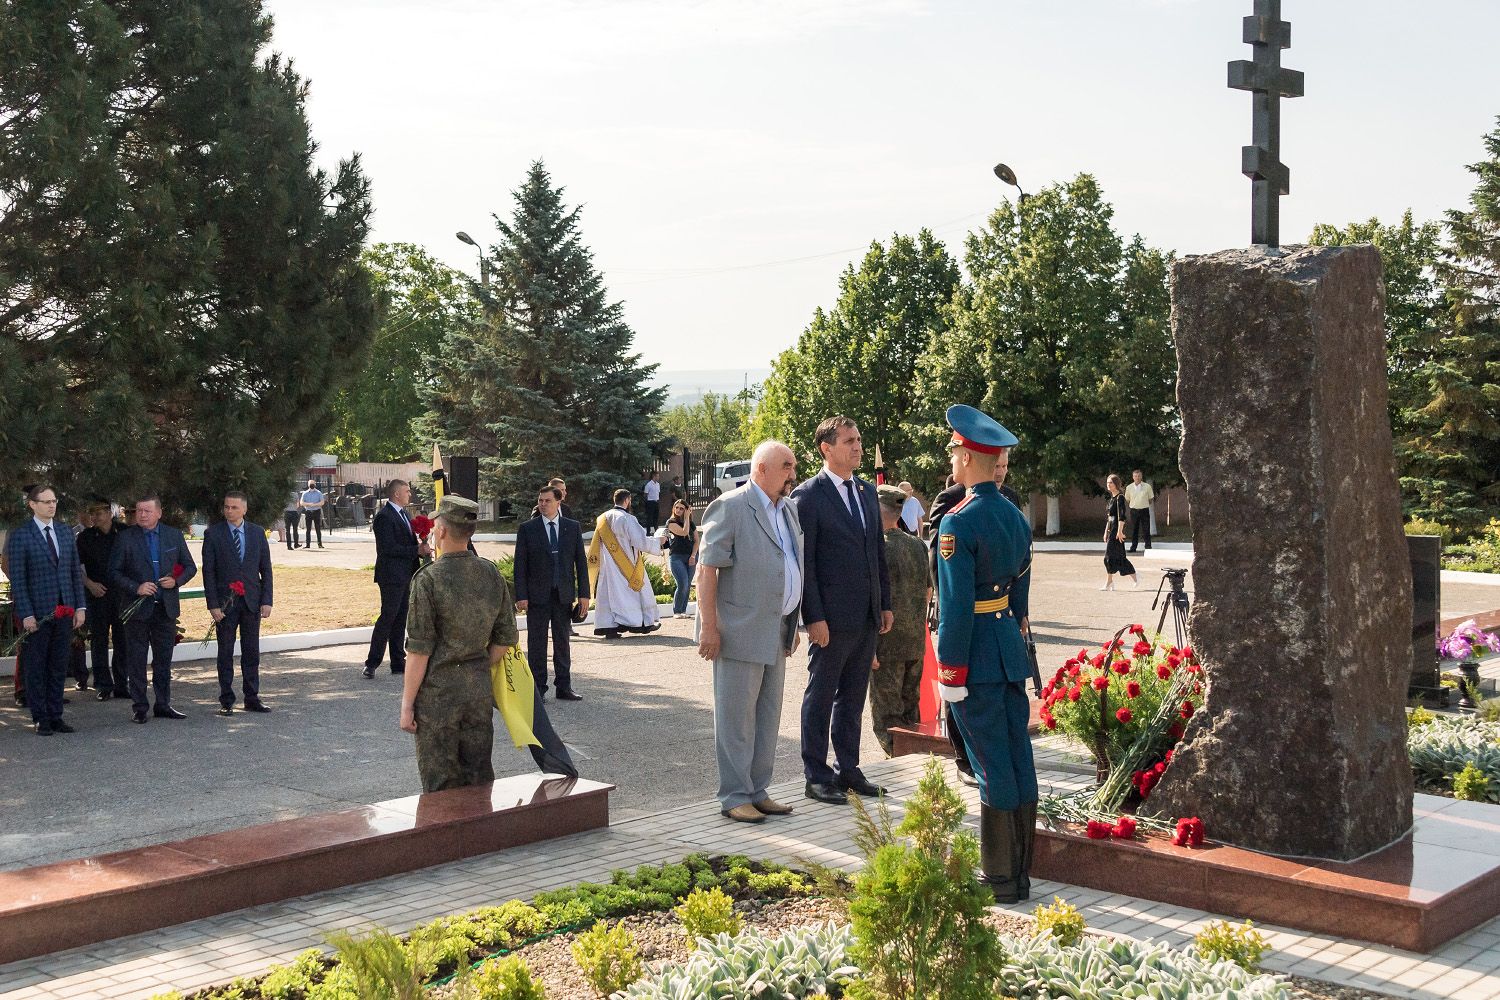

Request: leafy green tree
left=753, top=230, right=960, bottom=473
left=416, top=162, right=666, bottom=518
left=1099, top=239, right=1177, bottom=486
left=0, top=2, right=376, bottom=523
left=658, top=390, right=754, bottom=458
left=1412, top=118, right=1500, bottom=531
left=326, top=244, right=473, bottom=462
left=909, top=175, right=1129, bottom=533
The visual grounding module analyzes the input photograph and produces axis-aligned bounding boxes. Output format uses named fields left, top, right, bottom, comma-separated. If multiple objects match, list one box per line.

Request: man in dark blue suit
left=108, top=494, right=196, bottom=723
left=364, top=479, right=429, bottom=678
left=793, top=416, right=892, bottom=804
left=202, top=490, right=274, bottom=715
left=515, top=485, right=590, bottom=700
left=4, top=485, right=88, bottom=734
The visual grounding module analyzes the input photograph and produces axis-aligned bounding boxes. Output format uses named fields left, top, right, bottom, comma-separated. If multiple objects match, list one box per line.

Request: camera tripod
left=1152, top=568, right=1192, bottom=648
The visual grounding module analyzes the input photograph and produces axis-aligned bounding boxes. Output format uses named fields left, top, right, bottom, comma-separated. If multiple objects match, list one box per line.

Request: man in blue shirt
left=299, top=480, right=326, bottom=549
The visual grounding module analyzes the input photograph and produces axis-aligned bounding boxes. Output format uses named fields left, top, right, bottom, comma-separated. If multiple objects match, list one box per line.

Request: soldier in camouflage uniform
left=399, top=495, right=519, bottom=792
left=870, top=485, right=931, bottom=755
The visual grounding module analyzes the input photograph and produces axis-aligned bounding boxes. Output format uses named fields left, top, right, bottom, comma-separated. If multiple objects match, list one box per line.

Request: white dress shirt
left=749, top=481, right=801, bottom=616
left=821, top=466, right=866, bottom=528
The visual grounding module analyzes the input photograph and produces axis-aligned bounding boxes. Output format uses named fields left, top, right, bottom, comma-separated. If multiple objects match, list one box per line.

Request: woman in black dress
left=1102, top=473, right=1137, bottom=590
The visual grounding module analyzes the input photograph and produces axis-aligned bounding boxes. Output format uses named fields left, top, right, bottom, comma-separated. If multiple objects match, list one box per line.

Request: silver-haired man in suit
left=695, top=440, right=804, bottom=824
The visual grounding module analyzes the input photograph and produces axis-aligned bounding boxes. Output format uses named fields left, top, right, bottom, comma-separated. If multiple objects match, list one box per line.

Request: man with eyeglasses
left=4, top=485, right=88, bottom=734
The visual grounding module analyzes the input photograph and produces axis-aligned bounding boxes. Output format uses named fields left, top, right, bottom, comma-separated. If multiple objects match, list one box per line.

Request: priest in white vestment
left=587, top=489, right=661, bottom=638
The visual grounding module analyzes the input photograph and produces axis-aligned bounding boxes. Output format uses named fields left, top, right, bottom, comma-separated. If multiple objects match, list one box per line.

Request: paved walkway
left=2, top=753, right=1496, bottom=1000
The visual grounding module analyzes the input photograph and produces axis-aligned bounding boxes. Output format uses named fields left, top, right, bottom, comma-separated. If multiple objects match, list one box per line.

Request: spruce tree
left=0, top=1, right=376, bottom=522
left=416, top=162, right=666, bottom=518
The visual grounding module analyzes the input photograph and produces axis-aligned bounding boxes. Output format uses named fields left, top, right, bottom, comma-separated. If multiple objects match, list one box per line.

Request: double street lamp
left=455, top=231, right=490, bottom=290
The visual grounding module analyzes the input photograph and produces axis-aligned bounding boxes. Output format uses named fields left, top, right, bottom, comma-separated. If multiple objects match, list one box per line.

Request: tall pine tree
left=0, top=1, right=375, bottom=521
left=417, top=162, right=666, bottom=517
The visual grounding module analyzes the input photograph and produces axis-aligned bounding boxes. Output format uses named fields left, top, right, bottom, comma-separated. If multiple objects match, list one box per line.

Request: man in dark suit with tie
left=109, top=494, right=196, bottom=723
left=3, top=485, right=88, bottom=734
left=793, top=416, right=892, bottom=805
left=202, top=491, right=274, bottom=715
left=364, top=478, right=429, bottom=678
left=515, top=485, right=590, bottom=700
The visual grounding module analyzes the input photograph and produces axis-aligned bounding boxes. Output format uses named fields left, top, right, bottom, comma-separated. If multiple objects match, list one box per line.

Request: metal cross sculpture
left=1228, top=0, right=1304, bottom=246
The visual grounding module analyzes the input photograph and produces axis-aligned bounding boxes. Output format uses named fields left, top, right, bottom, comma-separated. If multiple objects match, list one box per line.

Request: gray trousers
left=713, top=656, right=785, bottom=810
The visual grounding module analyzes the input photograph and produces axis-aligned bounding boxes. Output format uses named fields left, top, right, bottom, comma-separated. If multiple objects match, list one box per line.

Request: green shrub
left=1405, top=518, right=1455, bottom=546
left=260, top=949, right=328, bottom=998
left=643, top=559, right=671, bottom=595
left=1194, top=919, right=1271, bottom=971
left=571, top=921, right=643, bottom=997
left=997, top=932, right=1287, bottom=997
left=673, top=886, right=741, bottom=943
left=325, top=927, right=438, bottom=1000
left=1454, top=761, right=1492, bottom=801
left=746, top=869, right=809, bottom=898
left=1032, top=896, right=1086, bottom=947
left=305, top=965, right=359, bottom=1000
left=1407, top=705, right=1437, bottom=728
left=1409, top=716, right=1500, bottom=802
left=845, top=758, right=1006, bottom=1000
left=620, top=923, right=857, bottom=999
left=470, top=955, right=547, bottom=1000
left=492, top=556, right=516, bottom=589
left=536, top=897, right=594, bottom=929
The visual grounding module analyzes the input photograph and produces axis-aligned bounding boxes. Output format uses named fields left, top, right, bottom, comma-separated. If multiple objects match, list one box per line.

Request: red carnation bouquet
left=121, top=562, right=188, bottom=624
left=201, top=581, right=248, bottom=646
left=410, top=514, right=434, bottom=542
left=4, top=605, right=80, bottom=655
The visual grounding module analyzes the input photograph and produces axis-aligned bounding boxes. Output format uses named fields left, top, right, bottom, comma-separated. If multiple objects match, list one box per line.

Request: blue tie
left=844, top=479, right=864, bottom=532
left=233, top=527, right=244, bottom=561
left=548, top=521, right=561, bottom=589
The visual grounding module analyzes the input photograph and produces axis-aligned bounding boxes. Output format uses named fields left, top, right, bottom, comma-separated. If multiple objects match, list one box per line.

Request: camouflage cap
left=436, top=495, right=479, bottom=523
left=876, top=484, right=907, bottom=511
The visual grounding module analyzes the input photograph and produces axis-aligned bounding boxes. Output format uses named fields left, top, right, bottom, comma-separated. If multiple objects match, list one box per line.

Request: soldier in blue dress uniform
left=934, top=403, right=1038, bottom=903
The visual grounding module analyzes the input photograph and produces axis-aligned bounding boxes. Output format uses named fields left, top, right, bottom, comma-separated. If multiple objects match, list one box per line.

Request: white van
left=712, top=460, right=752, bottom=497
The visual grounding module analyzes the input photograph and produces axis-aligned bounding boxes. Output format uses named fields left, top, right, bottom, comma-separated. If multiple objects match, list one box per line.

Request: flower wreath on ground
left=1037, top=623, right=1208, bottom=847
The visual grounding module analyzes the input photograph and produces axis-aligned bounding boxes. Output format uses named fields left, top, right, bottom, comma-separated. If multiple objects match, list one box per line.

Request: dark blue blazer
left=792, top=471, right=891, bottom=631
left=372, top=502, right=422, bottom=586
left=108, top=524, right=197, bottom=620
left=4, top=520, right=87, bottom=621
left=202, top=520, right=273, bottom=611
left=514, top=516, right=589, bottom=607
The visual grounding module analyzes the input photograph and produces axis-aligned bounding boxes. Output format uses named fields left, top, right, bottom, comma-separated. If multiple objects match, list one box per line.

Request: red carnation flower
left=1166, top=653, right=1182, bottom=668
left=229, top=581, right=246, bottom=596
left=1090, top=652, right=1106, bottom=669
left=1182, top=699, right=1195, bottom=714
left=1164, top=749, right=1174, bottom=763
left=1169, top=722, right=1185, bottom=739
left=1156, top=663, right=1171, bottom=680
left=1115, top=707, right=1133, bottom=724
left=1111, top=659, right=1131, bottom=675
left=1172, top=817, right=1206, bottom=848
left=53, top=604, right=74, bottom=619
left=1181, top=647, right=1194, bottom=659
left=1068, top=684, right=1082, bottom=702
left=1153, top=761, right=1166, bottom=775
left=1076, top=648, right=1090, bottom=661
left=1112, top=816, right=1138, bottom=839
left=1126, top=680, right=1142, bottom=698
left=1193, top=681, right=1203, bottom=695
left=1067, top=664, right=1081, bottom=678
left=172, top=562, right=184, bottom=577
left=1085, top=820, right=1113, bottom=840
left=1186, top=662, right=1202, bottom=674
left=1132, top=640, right=1152, bottom=656
left=1045, top=715, right=1058, bottom=731
left=410, top=514, right=435, bottom=541
left=1128, top=624, right=1145, bottom=636
left=172, top=633, right=183, bottom=645
left=1092, top=675, right=1109, bottom=691
left=1108, top=638, right=1125, bottom=651
left=1043, top=682, right=1055, bottom=698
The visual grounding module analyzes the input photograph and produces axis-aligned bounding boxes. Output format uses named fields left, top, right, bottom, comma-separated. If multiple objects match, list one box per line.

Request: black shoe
left=362, top=665, right=376, bottom=679
left=35, top=720, right=53, bottom=736
left=14, top=695, right=26, bottom=708
left=838, top=774, right=887, bottom=798
left=555, top=689, right=583, bottom=701
left=804, top=781, right=848, bottom=805
left=132, top=710, right=148, bottom=724
left=245, top=701, right=271, bottom=713
left=218, top=706, right=234, bottom=716
left=570, top=629, right=580, bottom=637
left=51, top=720, right=76, bottom=734
left=75, top=681, right=89, bottom=692
left=96, top=689, right=113, bottom=701
left=153, top=705, right=187, bottom=719
left=979, top=803, right=1021, bottom=904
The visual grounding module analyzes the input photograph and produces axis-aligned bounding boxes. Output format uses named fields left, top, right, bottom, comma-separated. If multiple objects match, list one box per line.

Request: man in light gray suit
left=695, top=440, right=804, bottom=823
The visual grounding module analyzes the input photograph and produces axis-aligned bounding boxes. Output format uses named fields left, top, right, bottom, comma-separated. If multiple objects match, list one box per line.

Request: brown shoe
left=720, top=803, right=766, bottom=824
left=751, top=798, right=793, bottom=816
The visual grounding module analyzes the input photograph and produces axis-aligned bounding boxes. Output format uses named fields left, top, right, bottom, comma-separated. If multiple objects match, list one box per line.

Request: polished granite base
left=889, top=702, right=1042, bottom=758
left=1035, top=793, right=1500, bottom=952
left=0, top=774, right=612, bottom=965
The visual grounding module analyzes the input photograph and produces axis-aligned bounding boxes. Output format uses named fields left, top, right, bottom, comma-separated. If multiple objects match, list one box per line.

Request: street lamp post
left=993, top=163, right=1028, bottom=206
left=455, top=231, right=490, bottom=290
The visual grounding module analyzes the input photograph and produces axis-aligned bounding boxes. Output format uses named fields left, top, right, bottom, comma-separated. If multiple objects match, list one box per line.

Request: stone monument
left=1149, top=1, right=1414, bottom=860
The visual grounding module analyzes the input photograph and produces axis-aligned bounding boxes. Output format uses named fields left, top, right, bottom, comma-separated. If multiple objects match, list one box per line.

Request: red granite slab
left=889, top=703, right=1042, bottom=757
left=0, top=775, right=612, bottom=965
left=1439, top=608, right=1500, bottom=637
left=1034, top=793, right=1500, bottom=951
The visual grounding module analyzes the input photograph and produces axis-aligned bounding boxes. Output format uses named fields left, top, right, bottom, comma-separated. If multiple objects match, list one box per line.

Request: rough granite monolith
left=1149, top=244, right=1414, bottom=860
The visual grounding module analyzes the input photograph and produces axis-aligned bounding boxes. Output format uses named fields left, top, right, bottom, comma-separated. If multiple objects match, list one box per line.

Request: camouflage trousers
left=414, top=662, right=495, bottom=793
left=869, top=655, right=924, bottom=756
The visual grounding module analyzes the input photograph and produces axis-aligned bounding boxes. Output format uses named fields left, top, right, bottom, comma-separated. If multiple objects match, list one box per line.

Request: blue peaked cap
left=945, top=403, right=1019, bottom=452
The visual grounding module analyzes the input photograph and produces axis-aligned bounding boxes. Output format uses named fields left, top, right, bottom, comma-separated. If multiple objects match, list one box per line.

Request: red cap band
left=950, top=432, right=1004, bottom=456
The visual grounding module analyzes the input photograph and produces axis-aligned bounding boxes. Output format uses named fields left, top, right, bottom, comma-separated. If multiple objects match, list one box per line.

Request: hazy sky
left=263, top=0, right=1500, bottom=371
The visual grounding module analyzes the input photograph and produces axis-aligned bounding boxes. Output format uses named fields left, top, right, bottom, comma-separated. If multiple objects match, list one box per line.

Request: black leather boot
left=979, top=803, right=1020, bottom=904
left=1014, top=801, right=1038, bottom=900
